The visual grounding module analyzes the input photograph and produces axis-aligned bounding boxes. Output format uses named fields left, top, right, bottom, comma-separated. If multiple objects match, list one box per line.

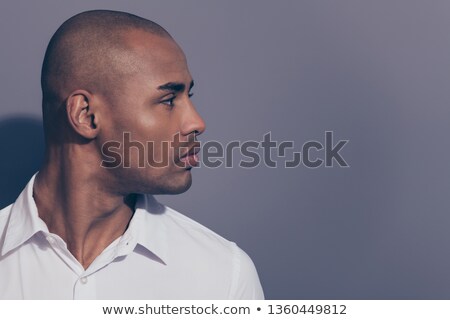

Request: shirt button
left=80, top=277, right=88, bottom=284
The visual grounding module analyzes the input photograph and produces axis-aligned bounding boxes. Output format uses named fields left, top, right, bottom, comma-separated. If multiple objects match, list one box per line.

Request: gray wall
left=1, top=0, right=450, bottom=299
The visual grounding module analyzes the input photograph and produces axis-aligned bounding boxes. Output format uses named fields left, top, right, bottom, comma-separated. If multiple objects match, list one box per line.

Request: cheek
left=136, top=112, right=181, bottom=166
left=107, top=104, right=161, bottom=140
left=102, top=99, right=182, bottom=165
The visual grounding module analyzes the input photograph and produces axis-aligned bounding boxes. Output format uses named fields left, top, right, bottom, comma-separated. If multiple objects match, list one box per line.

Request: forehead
left=122, top=29, right=191, bottom=84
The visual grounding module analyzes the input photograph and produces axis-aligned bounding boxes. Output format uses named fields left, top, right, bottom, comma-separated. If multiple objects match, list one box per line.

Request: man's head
left=41, top=10, right=206, bottom=195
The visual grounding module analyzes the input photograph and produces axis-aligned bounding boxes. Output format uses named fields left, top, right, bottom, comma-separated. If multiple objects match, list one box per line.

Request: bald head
left=41, top=10, right=171, bottom=126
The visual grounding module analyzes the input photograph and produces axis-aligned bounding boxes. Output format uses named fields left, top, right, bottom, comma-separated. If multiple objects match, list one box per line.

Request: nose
left=180, top=102, right=206, bottom=137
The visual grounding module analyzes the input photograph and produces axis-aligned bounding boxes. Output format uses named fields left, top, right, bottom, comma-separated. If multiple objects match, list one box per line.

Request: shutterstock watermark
left=101, top=131, right=349, bottom=169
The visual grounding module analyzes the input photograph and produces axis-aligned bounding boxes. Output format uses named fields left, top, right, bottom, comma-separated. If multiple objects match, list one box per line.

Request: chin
left=152, top=171, right=193, bottom=195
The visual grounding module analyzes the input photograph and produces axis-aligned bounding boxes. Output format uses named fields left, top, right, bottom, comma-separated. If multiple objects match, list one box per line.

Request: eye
left=161, top=95, right=176, bottom=107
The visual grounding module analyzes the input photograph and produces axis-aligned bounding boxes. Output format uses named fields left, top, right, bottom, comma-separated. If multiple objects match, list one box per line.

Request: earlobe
left=66, top=91, right=100, bottom=139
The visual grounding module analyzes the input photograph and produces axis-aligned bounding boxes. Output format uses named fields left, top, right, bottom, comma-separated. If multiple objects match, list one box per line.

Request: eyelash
left=161, top=93, right=194, bottom=108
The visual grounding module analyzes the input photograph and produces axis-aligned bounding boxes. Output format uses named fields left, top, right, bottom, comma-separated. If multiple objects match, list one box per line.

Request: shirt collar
left=1, top=174, right=169, bottom=265
left=1, top=173, right=48, bottom=256
left=123, top=194, right=169, bottom=265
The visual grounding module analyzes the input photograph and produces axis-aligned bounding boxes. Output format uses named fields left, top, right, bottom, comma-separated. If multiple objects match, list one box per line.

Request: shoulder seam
left=228, top=242, right=241, bottom=299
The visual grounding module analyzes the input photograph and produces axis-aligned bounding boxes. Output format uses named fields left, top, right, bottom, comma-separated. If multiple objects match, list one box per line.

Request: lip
left=179, top=153, right=200, bottom=168
left=178, top=143, right=201, bottom=167
left=181, top=144, right=200, bottom=157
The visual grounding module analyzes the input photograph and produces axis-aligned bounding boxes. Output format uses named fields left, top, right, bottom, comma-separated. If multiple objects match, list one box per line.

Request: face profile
left=96, top=29, right=206, bottom=195
left=0, top=9, right=264, bottom=300
left=41, top=11, right=206, bottom=196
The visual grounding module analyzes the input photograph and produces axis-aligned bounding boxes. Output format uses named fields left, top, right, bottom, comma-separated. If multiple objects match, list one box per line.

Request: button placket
left=80, top=276, right=88, bottom=284
left=73, top=272, right=97, bottom=299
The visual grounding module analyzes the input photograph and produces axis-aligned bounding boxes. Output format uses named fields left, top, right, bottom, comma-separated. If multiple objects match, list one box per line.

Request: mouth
left=177, top=142, right=201, bottom=168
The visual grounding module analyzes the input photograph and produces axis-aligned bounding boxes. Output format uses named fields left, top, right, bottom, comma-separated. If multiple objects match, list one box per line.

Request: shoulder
left=138, top=195, right=237, bottom=261
left=164, top=205, right=232, bottom=245
left=155, top=200, right=264, bottom=299
left=162, top=204, right=237, bottom=259
left=228, top=244, right=265, bottom=299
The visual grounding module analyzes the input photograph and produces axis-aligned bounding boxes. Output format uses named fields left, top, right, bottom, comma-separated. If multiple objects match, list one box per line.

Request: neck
left=33, top=146, right=136, bottom=270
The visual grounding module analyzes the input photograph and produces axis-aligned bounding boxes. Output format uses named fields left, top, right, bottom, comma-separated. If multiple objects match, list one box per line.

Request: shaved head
left=41, top=10, right=171, bottom=139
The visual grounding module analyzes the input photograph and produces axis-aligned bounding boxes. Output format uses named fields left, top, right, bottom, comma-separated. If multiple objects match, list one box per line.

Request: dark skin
left=33, top=29, right=206, bottom=269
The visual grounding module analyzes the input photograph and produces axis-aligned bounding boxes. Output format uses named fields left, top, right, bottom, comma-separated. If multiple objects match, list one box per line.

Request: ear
left=66, top=90, right=100, bottom=139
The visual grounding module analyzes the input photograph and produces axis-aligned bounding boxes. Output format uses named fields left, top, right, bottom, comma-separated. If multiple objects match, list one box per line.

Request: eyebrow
left=157, top=80, right=194, bottom=93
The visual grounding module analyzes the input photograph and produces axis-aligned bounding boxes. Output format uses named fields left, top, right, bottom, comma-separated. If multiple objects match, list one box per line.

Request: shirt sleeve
left=229, top=243, right=265, bottom=299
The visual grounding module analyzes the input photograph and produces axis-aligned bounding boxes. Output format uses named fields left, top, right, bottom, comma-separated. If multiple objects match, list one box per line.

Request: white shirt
left=0, top=174, right=264, bottom=299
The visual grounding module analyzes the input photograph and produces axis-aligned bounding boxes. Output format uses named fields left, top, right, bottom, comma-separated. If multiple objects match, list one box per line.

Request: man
left=0, top=10, right=264, bottom=299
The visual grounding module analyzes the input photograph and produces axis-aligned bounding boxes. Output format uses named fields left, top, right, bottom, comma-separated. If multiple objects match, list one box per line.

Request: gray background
left=1, top=0, right=449, bottom=299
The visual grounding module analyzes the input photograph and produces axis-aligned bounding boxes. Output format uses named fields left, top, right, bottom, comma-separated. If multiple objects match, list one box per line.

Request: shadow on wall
left=0, top=117, right=44, bottom=209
